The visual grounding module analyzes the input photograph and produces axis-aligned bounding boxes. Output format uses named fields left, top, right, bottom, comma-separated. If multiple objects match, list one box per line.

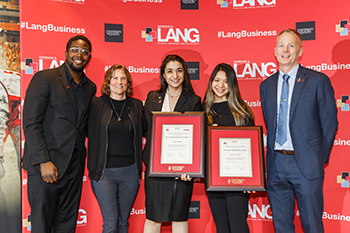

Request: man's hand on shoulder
left=40, top=161, right=58, bottom=183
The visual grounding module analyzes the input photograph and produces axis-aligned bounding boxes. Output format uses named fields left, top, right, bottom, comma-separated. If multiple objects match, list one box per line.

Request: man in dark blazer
left=260, top=29, right=338, bottom=233
left=23, top=35, right=96, bottom=233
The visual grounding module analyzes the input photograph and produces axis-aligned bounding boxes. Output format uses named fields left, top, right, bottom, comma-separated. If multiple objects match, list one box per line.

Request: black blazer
left=87, top=95, right=147, bottom=182
left=23, top=64, right=96, bottom=179
left=143, top=88, right=202, bottom=165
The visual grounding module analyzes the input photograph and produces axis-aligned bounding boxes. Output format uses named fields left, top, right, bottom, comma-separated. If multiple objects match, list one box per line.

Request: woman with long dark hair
left=204, top=63, right=254, bottom=233
left=143, top=55, right=202, bottom=233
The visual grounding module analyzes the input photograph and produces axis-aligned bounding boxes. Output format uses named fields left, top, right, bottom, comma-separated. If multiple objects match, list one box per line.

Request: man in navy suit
left=23, top=35, right=96, bottom=233
left=260, top=29, right=338, bottom=233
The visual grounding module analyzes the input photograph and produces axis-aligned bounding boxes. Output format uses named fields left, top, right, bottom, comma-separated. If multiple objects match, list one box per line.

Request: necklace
left=109, top=98, right=126, bottom=122
left=166, top=91, right=180, bottom=98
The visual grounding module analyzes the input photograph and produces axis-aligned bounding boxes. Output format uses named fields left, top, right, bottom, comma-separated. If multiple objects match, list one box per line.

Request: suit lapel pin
left=158, top=96, right=162, bottom=103
left=297, top=78, right=304, bottom=82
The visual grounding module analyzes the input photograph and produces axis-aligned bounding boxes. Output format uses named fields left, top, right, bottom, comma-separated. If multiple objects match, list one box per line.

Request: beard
left=67, top=61, right=86, bottom=73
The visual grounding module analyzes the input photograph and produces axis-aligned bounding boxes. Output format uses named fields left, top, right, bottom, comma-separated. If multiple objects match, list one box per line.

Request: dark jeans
left=91, top=164, right=139, bottom=233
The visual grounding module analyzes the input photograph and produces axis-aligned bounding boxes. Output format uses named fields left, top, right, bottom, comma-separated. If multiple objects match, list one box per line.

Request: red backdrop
left=20, top=0, right=350, bottom=232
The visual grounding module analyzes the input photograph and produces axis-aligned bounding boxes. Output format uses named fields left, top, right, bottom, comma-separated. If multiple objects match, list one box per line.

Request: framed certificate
left=149, top=111, right=205, bottom=178
left=207, top=126, right=266, bottom=191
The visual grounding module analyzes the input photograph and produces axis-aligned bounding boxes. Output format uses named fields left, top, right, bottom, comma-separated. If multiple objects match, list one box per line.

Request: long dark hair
left=157, top=54, right=195, bottom=94
left=204, top=63, right=254, bottom=125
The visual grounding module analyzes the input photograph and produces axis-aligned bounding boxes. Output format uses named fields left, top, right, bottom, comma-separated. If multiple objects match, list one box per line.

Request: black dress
left=206, top=101, right=254, bottom=233
left=143, top=89, right=202, bottom=222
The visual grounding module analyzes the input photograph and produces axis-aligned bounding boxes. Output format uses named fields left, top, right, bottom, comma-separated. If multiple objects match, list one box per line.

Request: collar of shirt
left=277, top=64, right=299, bottom=102
left=65, top=65, right=87, bottom=87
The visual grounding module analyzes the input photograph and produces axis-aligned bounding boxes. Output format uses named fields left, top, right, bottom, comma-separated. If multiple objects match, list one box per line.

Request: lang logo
left=233, top=60, right=277, bottom=80
left=21, top=58, right=38, bottom=74
left=337, top=95, right=350, bottom=111
left=337, top=172, right=350, bottom=188
left=21, top=56, right=64, bottom=74
left=248, top=203, right=273, bottom=220
left=217, top=0, right=276, bottom=9
left=142, top=27, right=157, bottom=42
left=336, top=20, right=350, bottom=36
left=23, top=214, right=31, bottom=231
left=142, top=25, right=199, bottom=45
left=217, top=0, right=231, bottom=7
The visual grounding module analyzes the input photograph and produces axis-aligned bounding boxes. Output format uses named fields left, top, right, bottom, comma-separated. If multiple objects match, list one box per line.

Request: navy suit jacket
left=260, top=65, right=338, bottom=180
left=23, top=64, right=96, bottom=179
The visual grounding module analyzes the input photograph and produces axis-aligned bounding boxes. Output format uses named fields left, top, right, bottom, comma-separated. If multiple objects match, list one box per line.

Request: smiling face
left=163, top=61, right=184, bottom=91
left=275, top=32, right=304, bottom=73
left=109, top=69, right=128, bottom=100
left=212, top=70, right=229, bottom=102
left=65, top=39, right=91, bottom=73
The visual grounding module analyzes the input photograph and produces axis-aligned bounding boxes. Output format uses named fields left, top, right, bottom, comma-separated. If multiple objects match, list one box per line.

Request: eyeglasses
left=68, top=47, right=91, bottom=57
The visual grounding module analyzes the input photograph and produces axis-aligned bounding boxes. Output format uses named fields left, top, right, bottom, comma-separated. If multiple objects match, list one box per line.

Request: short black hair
left=66, top=35, right=92, bottom=52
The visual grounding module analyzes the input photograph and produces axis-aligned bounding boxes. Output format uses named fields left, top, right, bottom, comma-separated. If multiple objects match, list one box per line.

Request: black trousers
left=28, top=150, right=83, bottom=233
left=207, top=191, right=250, bottom=233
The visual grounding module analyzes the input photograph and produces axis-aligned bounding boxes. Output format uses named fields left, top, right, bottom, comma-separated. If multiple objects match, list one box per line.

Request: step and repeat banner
left=20, top=0, right=350, bottom=232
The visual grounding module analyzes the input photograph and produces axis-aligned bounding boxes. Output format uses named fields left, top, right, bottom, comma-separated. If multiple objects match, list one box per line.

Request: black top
left=65, top=66, right=87, bottom=122
left=205, top=101, right=254, bottom=193
left=210, top=101, right=254, bottom=126
left=87, top=95, right=147, bottom=182
left=107, top=98, right=135, bottom=168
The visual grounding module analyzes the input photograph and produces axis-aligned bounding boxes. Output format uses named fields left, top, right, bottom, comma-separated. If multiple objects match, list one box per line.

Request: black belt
left=275, top=150, right=295, bottom=155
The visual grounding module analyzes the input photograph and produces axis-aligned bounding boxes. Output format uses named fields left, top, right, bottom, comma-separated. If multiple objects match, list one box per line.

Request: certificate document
left=219, top=138, right=252, bottom=177
left=161, top=124, right=193, bottom=164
